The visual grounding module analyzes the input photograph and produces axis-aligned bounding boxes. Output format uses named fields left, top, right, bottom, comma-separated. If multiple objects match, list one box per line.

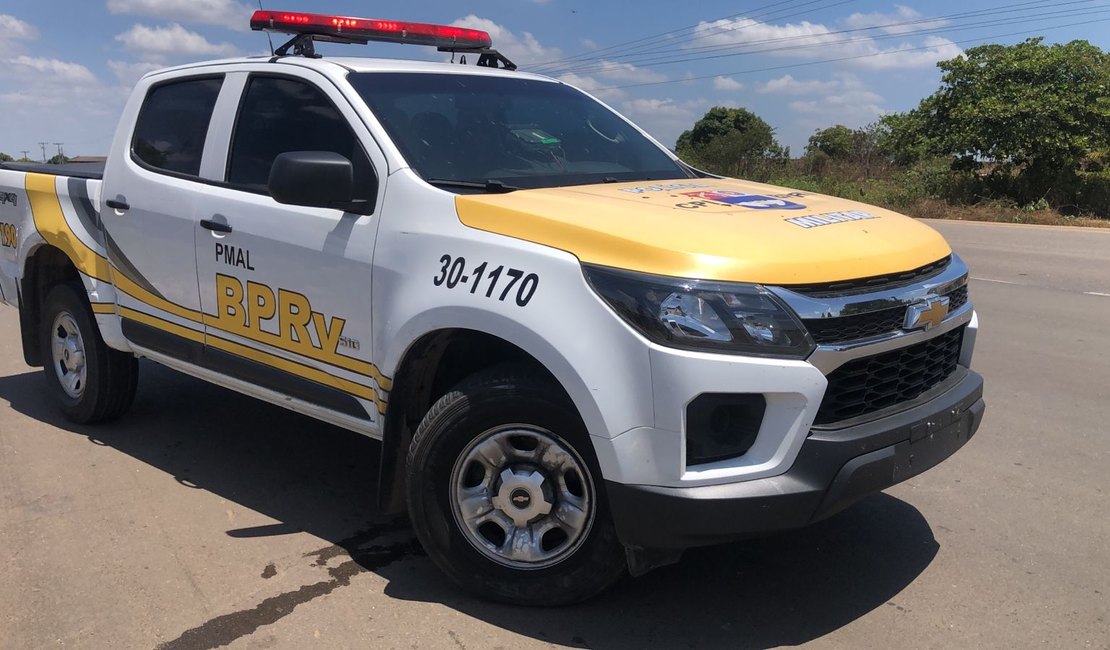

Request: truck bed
left=0, top=161, right=104, bottom=180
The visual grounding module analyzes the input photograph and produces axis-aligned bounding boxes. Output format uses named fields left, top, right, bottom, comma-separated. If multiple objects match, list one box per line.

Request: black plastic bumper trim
left=605, top=369, right=985, bottom=549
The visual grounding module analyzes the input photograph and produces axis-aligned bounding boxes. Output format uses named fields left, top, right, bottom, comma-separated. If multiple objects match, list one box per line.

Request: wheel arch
left=19, top=243, right=84, bottom=367
left=376, top=323, right=602, bottom=515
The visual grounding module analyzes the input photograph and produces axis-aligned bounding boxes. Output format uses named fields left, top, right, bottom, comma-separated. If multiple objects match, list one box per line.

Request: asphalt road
left=1, top=219, right=1108, bottom=649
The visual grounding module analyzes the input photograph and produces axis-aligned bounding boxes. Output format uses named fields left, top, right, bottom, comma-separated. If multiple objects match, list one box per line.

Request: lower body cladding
left=607, top=368, right=984, bottom=549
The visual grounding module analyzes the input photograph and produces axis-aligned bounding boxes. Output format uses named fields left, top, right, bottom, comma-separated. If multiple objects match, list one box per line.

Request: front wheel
left=40, top=283, right=138, bottom=424
left=406, top=366, right=626, bottom=605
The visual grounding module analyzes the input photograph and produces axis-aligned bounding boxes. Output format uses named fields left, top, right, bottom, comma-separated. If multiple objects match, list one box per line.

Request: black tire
left=406, top=365, right=626, bottom=606
left=40, top=283, right=138, bottom=424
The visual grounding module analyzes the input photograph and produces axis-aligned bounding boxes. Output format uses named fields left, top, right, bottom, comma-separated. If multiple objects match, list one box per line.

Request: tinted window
left=348, top=73, right=687, bottom=190
left=227, top=76, right=375, bottom=200
left=132, top=77, right=222, bottom=176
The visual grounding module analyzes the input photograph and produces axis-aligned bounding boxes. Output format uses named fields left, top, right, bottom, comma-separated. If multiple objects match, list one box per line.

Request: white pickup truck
left=0, top=11, right=985, bottom=605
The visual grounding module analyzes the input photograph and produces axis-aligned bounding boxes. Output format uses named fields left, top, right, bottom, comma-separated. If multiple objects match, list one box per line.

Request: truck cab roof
left=142, top=54, right=556, bottom=84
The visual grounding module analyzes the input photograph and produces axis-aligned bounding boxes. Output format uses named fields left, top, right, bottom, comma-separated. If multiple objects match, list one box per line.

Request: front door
left=193, top=72, right=387, bottom=427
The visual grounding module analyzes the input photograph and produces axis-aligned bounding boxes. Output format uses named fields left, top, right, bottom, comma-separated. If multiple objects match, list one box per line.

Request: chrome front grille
left=771, top=252, right=974, bottom=426
left=802, top=283, right=971, bottom=345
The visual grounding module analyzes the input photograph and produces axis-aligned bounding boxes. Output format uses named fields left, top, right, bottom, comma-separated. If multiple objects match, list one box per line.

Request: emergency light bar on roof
left=250, top=10, right=516, bottom=69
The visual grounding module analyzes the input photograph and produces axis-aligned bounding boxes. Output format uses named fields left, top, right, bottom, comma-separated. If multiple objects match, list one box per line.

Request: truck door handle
left=200, top=219, right=233, bottom=233
left=105, top=199, right=130, bottom=211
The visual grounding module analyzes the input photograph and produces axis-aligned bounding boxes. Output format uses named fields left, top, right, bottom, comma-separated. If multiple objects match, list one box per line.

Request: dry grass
left=902, top=198, right=1110, bottom=228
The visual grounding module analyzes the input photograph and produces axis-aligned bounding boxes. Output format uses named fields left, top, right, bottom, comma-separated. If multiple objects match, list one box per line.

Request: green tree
left=676, top=106, right=786, bottom=177
left=0, top=152, right=12, bottom=163
left=805, top=125, right=854, bottom=159
left=47, top=154, right=69, bottom=165
left=883, top=38, right=1110, bottom=202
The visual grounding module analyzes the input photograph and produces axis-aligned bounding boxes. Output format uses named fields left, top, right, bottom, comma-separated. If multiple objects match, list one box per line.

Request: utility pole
left=20, top=150, right=30, bottom=161
left=53, top=142, right=65, bottom=159
left=38, top=142, right=48, bottom=163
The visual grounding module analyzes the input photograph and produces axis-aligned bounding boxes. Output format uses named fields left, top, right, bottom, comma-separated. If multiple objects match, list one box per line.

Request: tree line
left=676, top=38, right=1110, bottom=219
left=0, top=152, right=70, bottom=164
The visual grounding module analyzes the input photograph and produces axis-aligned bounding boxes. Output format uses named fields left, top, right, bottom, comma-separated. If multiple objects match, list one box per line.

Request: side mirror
left=268, top=151, right=354, bottom=209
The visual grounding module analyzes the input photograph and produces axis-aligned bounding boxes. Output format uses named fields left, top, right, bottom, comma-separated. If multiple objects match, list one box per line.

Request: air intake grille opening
left=815, top=327, right=964, bottom=425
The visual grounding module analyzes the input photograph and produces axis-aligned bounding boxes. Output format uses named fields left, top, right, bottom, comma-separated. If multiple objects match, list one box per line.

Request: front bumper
left=606, top=368, right=985, bottom=549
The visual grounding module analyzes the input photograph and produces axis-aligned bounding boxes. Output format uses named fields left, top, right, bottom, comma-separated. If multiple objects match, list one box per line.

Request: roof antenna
left=257, top=0, right=274, bottom=55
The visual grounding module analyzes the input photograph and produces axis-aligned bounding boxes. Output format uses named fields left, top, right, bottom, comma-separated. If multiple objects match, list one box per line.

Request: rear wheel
left=406, top=366, right=626, bottom=605
left=40, top=283, right=138, bottom=423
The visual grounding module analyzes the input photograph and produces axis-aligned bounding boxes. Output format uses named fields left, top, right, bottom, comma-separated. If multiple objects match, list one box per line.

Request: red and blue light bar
left=249, top=10, right=493, bottom=49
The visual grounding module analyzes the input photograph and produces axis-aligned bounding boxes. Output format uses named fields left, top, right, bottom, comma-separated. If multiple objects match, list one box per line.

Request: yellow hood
left=455, top=178, right=951, bottom=285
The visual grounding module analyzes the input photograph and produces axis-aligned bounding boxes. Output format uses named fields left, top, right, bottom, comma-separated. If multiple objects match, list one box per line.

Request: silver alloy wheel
left=449, top=424, right=595, bottom=569
left=50, top=311, right=87, bottom=399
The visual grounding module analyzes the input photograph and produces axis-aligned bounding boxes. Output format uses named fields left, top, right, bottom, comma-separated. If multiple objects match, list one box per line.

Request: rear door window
left=132, top=77, right=223, bottom=177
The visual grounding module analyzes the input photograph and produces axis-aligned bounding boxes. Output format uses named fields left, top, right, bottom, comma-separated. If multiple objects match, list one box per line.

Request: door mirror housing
left=268, top=151, right=366, bottom=212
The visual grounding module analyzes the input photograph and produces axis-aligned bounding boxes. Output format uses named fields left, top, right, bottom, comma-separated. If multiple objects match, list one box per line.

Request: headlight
left=583, top=265, right=815, bottom=358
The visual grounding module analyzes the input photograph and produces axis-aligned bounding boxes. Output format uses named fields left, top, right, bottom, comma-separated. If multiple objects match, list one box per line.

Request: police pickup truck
left=0, top=11, right=985, bottom=605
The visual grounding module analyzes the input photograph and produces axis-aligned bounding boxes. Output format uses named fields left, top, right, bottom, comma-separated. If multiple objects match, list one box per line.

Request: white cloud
left=691, top=16, right=962, bottom=70
left=107, top=0, right=253, bottom=31
left=789, top=90, right=884, bottom=116
left=0, top=14, right=38, bottom=42
left=107, top=60, right=164, bottom=85
left=115, top=23, right=239, bottom=61
left=785, top=79, right=887, bottom=138
left=712, top=76, right=745, bottom=91
left=450, top=15, right=561, bottom=65
left=1, top=56, right=97, bottom=84
left=841, top=5, right=948, bottom=35
left=852, top=36, right=962, bottom=70
left=557, top=73, right=627, bottom=102
left=757, top=74, right=838, bottom=95
left=592, top=60, right=666, bottom=83
left=621, top=97, right=715, bottom=149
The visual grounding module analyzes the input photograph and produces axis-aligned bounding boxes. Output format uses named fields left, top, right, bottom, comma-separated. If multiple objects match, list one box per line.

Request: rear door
left=193, top=70, right=388, bottom=427
left=100, top=75, right=224, bottom=357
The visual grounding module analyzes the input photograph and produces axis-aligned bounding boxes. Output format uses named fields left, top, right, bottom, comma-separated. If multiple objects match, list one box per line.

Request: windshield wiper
left=424, top=178, right=521, bottom=194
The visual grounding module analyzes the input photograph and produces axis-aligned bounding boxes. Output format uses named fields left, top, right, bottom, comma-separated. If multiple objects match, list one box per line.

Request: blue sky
left=2, top=0, right=1109, bottom=159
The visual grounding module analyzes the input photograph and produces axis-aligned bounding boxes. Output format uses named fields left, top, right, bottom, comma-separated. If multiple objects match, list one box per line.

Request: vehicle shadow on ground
left=0, top=362, right=938, bottom=649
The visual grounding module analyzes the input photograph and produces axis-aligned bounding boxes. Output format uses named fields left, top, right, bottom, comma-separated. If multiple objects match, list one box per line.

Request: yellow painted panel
left=25, top=173, right=112, bottom=282
left=456, top=178, right=952, bottom=285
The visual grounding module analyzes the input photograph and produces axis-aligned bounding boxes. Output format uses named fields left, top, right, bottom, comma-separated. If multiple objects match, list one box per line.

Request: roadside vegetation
left=676, top=38, right=1110, bottom=227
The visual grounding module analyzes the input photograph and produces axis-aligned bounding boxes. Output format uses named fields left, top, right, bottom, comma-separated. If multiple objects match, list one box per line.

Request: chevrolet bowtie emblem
left=904, top=296, right=950, bottom=331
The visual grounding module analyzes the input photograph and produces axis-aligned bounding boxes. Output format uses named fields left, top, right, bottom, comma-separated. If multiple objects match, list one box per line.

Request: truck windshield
left=348, top=72, right=690, bottom=191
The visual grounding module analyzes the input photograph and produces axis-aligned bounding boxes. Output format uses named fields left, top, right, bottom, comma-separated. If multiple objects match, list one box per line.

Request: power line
left=551, top=2, right=1109, bottom=77
left=595, top=16, right=1110, bottom=91
left=547, top=0, right=1091, bottom=75
left=530, top=0, right=859, bottom=72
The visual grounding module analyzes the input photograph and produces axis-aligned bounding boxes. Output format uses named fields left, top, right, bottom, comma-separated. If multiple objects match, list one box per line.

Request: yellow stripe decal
left=115, top=272, right=205, bottom=324
left=120, top=306, right=386, bottom=414
left=91, top=303, right=117, bottom=315
left=24, top=171, right=392, bottom=396
left=25, top=173, right=112, bottom=282
left=205, top=334, right=387, bottom=413
left=201, top=314, right=391, bottom=389
left=120, top=306, right=205, bottom=344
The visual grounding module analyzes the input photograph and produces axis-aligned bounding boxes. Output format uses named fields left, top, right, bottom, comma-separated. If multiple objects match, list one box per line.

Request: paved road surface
left=1, top=219, right=1108, bottom=649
